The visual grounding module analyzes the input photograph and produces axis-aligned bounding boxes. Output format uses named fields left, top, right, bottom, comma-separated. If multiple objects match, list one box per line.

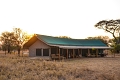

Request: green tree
left=95, top=19, right=120, bottom=56
left=0, top=31, right=15, bottom=54
left=110, top=37, right=120, bottom=54
left=95, top=19, right=120, bottom=44
left=114, top=44, right=120, bottom=52
left=13, top=28, right=32, bottom=56
left=0, top=28, right=32, bottom=56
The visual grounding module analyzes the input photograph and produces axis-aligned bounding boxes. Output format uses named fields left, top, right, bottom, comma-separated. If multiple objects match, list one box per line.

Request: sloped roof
left=36, top=34, right=107, bottom=46
left=23, top=34, right=110, bottom=49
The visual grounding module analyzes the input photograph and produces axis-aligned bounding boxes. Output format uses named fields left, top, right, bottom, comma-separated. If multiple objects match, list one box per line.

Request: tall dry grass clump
left=0, top=54, right=120, bottom=80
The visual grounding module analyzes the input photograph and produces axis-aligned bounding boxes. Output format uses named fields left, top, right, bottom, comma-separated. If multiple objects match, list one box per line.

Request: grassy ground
left=0, top=52, right=120, bottom=80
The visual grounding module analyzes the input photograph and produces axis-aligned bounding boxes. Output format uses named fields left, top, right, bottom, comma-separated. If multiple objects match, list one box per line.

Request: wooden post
left=78, top=49, right=79, bottom=58
left=73, top=49, right=74, bottom=58
left=88, top=49, right=90, bottom=57
left=96, top=49, right=98, bottom=57
left=67, top=49, right=68, bottom=59
left=49, top=48, right=51, bottom=57
left=62, top=49, right=63, bottom=56
left=58, top=48, right=60, bottom=60
left=81, top=49, right=82, bottom=57
left=41, top=49, right=43, bottom=56
left=62, top=49, right=64, bottom=59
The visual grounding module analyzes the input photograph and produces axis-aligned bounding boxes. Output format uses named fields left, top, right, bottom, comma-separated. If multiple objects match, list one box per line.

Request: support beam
left=58, top=48, right=60, bottom=60
left=67, top=49, right=68, bottom=59
left=96, top=49, right=98, bottom=57
left=88, top=49, right=90, bottom=57
left=81, top=49, right=82, bottom=57
left=73, top=49, right=74, bottom=58
left=78, top=49, right=79, bottom=58
left=41, top=49, right=43, bottom=56
left=49, top=48, right=51, bottom=57
left=62, top=49, right=63, bottom=56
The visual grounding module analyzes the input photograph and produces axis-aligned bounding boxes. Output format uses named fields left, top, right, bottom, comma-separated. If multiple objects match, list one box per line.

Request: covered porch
left=50, top=46, right=111, bottom=60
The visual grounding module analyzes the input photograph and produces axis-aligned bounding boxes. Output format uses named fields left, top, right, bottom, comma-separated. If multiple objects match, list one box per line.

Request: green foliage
left=0, top=28, right=32, bottom=54
left=0, top=31, right=15, bottom=53
left=113, top=44, right=120, bottom=53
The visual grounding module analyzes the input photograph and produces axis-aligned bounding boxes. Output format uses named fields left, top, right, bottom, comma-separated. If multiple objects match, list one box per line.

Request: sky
left=0, top=0, right=120, bottom=39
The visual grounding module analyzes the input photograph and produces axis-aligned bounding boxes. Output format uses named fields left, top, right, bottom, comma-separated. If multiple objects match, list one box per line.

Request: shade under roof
left=50, top=44, right=111, bottom=49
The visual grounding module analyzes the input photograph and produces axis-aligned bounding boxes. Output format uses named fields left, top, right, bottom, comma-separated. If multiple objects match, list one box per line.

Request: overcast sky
left=0, top=0, right=120, bottom=39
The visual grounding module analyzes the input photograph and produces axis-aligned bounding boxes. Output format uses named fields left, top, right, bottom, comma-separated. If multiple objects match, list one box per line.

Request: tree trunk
left=5, top=49, right=6, bottom=55
left=113, top=34, right=118, bottom=44
left=18, top=48, right=20, bottom=57
left=114, top=53, right=115, bottom=57
left=7, top=45, right=11, bottom=54
left=8, top=47, right=10, bottom=53
left=22, top=49, right=23, bottom=57
left=119, top=33, right=120, bottom=43
left=18, top=50, right=20, bottom=56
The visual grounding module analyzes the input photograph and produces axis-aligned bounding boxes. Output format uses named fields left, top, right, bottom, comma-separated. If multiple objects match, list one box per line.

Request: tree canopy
left=0, top=28, right=32, bottom=55
left=95, top=19, right=120, bottom=54
left=95, top=19, right=120, bottom=44
left=0, top=31, right=15, bottom=53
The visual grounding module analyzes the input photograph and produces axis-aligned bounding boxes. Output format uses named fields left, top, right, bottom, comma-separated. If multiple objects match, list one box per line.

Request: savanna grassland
left=0, top=52, right=120, bottom=80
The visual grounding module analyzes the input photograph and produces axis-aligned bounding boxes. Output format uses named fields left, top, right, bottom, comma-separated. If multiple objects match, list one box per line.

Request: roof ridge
left=35, top=34, right=102, bottom=40
left=36, top=34, right=72, bottom=40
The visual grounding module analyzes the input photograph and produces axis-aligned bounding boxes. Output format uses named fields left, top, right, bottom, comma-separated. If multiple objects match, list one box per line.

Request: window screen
left=36, top=49, right=42, bottom=56
left=43, top=49, right=49, bottom=56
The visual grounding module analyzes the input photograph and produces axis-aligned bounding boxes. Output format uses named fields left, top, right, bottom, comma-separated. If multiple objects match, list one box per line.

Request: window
left=51, top=48, right=57, bottom=54
left=43, top=49, right=49, bottom=56
left=36, top=49, right=42, bottom=56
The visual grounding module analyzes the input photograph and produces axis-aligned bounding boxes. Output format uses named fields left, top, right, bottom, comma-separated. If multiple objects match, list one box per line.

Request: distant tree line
left=87, top=36, right=110, bottom=46
left=0, top=28, right=32, bottom=56
left=58, top=36, right=71, bottom=39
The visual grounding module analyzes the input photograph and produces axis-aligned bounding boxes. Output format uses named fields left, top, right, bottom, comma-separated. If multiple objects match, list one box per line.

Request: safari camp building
left=23, top=34, right=110, bottom=59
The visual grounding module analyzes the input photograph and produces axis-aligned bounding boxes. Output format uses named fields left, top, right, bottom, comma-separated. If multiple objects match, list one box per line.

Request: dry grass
left=0, top=53, right=120, bottom=80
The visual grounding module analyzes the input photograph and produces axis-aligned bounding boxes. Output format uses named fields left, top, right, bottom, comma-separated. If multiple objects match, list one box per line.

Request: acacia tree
left=95, top=19, right=120, bottom=44
left=13, top=28, right=31, bottom=56
left=95, top=19, right=120, bottom=55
